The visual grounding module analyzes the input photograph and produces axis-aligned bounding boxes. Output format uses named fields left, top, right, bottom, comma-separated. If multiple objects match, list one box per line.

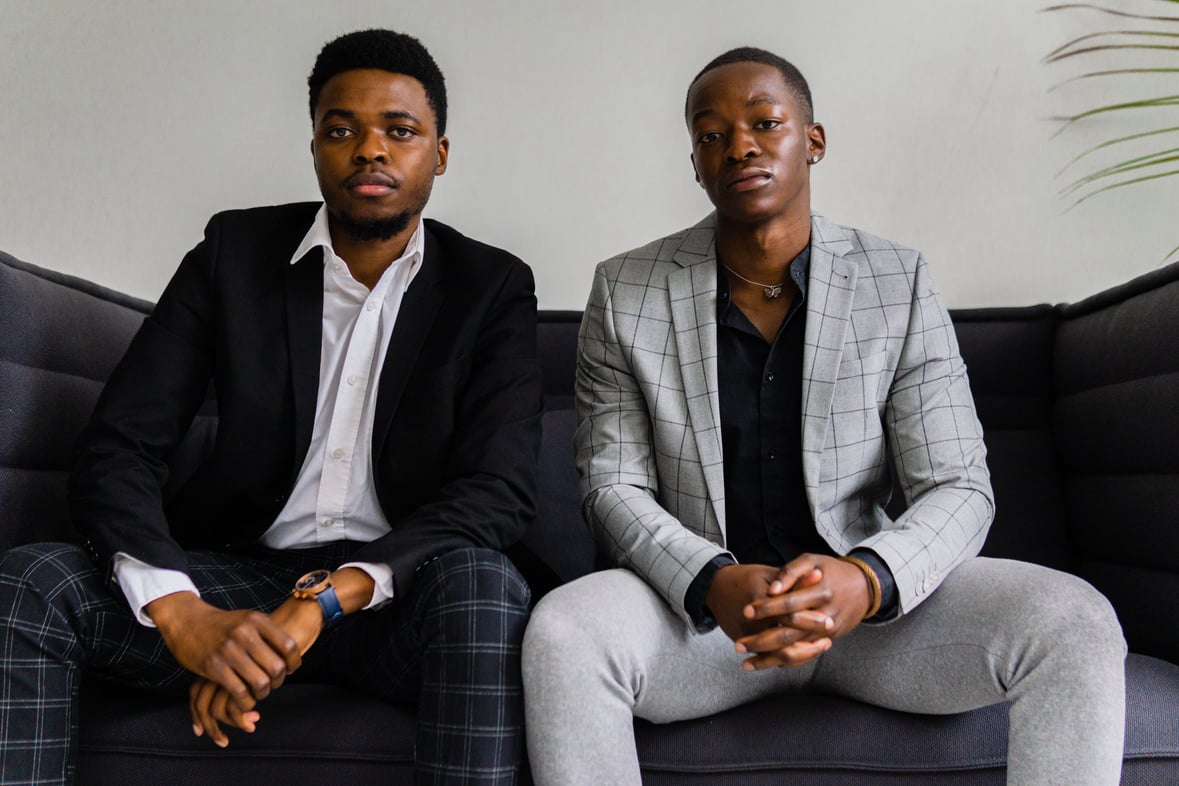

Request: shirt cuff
left=112, top=552, right=200, bottom=627
left=685, top=554, right=738, bottom=629
left=339, top=561, right=395, bottom=610
left=849, top=548, right=899, bottom=621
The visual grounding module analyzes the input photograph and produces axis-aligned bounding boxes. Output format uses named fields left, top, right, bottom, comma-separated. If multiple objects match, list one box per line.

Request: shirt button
left=768, top=451, right=777, bottom=460
left=347, top=375, right=358, bottom=386
left=332, top=262, right=343, bottom=272
left=366, top=301, right=377, bottom=312
left=322, top=518, right=333, bottom=527
left=331, top=448, right=345, bottom=459
left=766, top=372, right=775, bottom=382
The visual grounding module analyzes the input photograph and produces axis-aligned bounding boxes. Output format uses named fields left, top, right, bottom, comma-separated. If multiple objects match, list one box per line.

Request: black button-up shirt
left=685, top=246, right=897, bottom=626
left=717, top=247, right=825, bottom=565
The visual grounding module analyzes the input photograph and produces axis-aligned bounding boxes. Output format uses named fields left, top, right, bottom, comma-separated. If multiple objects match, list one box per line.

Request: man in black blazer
left=0, top=29, right=540, bottom=785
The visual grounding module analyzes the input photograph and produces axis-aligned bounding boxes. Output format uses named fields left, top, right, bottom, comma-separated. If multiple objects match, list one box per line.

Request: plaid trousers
left=0, top=541, right=530, bottom=786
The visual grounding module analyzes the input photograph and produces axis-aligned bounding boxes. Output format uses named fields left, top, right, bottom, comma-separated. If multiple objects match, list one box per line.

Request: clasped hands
left=703, top=553, right=874, bottom=671
left=146, top=591, right=324, bottom=749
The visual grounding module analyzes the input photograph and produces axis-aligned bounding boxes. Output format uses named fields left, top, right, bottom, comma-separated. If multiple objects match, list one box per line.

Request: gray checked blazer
left=574, top=213, right=994, bottom=628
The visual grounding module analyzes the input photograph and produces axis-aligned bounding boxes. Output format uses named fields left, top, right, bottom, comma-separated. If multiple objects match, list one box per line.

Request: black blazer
left=69, top=202, right=542, bottom=597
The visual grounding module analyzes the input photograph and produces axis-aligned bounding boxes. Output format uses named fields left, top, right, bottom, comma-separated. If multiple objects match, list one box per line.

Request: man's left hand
left=189, top=595, right=324, bottom=747
left=734, top=553, right=873, bottom=671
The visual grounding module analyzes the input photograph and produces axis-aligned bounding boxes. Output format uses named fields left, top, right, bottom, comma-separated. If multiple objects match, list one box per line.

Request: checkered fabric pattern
left=575, top=213, right=994, bottom=627
left=0, top=543, right=528, bottom=785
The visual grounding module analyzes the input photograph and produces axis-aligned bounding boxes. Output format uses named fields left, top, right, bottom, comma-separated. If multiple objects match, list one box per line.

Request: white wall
left=2, top=0, right=1176, bottom=309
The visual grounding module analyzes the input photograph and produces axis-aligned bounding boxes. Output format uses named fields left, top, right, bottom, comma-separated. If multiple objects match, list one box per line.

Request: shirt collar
left=288, top=203, right=426, bottom=270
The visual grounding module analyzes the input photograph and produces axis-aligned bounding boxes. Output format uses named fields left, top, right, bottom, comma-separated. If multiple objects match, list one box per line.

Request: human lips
left=344, top=171, right=398, bottom=197
left=725, top=167, right=772, bottom=192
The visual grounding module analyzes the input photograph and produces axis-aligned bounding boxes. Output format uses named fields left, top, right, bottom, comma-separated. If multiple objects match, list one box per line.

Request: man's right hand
left=704, top=563, right=833, bottom=667
left=146, top=591, right=302, bottom=715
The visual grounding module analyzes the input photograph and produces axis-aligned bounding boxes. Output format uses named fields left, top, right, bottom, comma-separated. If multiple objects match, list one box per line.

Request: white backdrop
left=2, top=0, right=1175, bottom=309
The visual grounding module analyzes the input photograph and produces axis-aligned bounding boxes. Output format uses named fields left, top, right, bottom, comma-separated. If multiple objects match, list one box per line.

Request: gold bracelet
left=838, top=555, right=882, bottom=620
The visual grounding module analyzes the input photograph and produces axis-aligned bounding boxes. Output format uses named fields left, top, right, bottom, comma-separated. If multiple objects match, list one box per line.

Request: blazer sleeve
left=855, top=253, right=994, bottom=614
left=574, top=262, right=731, bottom=630
left=349, top=260, right=543, bottom=597
left=69, top=216, right=220, bottom=578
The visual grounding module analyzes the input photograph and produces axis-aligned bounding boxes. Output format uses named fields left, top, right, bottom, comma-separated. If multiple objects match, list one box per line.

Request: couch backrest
left=5, top=247, right=1176, bottom=662
left=1053, top=262, right=1179, bottom=663
left=0, top=252, right=153, bottom=549
left=949, top=307, right=1072, bottom=569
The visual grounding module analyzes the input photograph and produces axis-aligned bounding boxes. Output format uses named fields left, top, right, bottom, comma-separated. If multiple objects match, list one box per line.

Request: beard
left=334, top=209, right=415, bottom=242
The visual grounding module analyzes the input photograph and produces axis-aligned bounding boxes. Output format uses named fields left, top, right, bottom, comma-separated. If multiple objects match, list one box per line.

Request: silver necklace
left=722, top=264, right=785, bottom=299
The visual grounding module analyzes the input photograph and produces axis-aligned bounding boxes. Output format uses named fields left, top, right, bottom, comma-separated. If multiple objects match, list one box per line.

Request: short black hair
left=685, top=47, right=814, bottom=124
left=308, top=29, right=448, bottom=136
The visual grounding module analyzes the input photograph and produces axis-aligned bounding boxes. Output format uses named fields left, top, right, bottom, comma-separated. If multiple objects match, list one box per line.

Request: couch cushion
left=634, top=653, right=1179, bottom=784
left=77, top=680, right=414, bottom=784
left=1053, top=261, right=1179, bottom=663
left=76, top=653, right=1179, bottom=785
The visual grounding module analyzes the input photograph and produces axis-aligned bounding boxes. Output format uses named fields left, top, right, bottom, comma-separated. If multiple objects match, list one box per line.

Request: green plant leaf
left=1051, top=96, right=1179, bottom=137
left=1056, top=126, right=1179, bottom=175
left=1042, top=4, right=1179, bottom=23
left=1051, top=68, right=1179, bottom=91
left=1061, top=150, right=1179, bottom=195
left=1046, top=30, right=1179, bottom=61
left=1068, top=167, right=1179, bottom=209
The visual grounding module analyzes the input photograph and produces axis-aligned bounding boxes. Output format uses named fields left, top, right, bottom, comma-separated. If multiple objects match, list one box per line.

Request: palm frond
left=1045, top=1, right=1179, bottom=260
left=1068, top=167, right=1179, bottom=209
left=1046, top=30, right=1179, bottom=61
left=1051, top=68, right=1179, bottom=90
left=1050, top=96, right=1179, bottom=137
left=1047, top=42, right=1179, bottom=63
left=1056, top=126, right=1179, bottom=175
left=1060, top=149, right=1179, bottom=195
left=1042, top=3, right=1179, bottom=23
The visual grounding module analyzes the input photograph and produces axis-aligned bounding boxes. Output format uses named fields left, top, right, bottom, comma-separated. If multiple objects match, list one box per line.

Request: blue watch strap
left=315, top=585, right=344, bottom=628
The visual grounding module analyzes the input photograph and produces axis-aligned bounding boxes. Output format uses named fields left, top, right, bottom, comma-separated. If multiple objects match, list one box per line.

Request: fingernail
left=215, top=738, right=228, bottom=749
left=735, top=643, right=746, bottom=653
left=742, top=660, right=755, bottom=671
left=770, top=582, right=782, bottom=593
left=192, top=724, right=202, bottom=736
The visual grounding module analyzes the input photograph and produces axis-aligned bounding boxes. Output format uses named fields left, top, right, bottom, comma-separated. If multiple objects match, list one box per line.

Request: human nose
left=353, top=129, right=389, bottom=164
left=725, top=126, right=759, bottom=162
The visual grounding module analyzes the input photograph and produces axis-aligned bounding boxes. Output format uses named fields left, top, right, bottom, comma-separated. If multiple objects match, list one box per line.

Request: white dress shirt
left=114, top=205, right=423, bottom=625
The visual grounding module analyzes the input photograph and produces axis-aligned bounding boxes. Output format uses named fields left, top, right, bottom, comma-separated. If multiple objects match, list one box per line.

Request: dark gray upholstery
left=3, top=248, right=1178, bottom=782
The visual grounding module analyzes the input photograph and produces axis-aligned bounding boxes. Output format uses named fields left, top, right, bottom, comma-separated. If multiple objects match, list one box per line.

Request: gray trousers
left=523, top=558, right=1126, bottom=785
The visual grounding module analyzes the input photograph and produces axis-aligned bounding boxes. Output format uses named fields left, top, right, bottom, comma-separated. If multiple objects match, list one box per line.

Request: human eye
left=755, top=118, right=782, bottom=131
left=324, top=126, right=353, bottom=139
left=390, top=126, right=417, bottom=139
left=696, top=130, right=721, bottom=145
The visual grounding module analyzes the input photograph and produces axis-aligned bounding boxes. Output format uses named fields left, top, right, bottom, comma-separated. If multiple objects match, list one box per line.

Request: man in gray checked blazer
left=523, top=47, right=1127, bottom=785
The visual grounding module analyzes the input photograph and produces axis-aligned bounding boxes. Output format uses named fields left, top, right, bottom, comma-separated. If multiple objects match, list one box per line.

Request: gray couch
left=2, top=247, right=1178, bottom=783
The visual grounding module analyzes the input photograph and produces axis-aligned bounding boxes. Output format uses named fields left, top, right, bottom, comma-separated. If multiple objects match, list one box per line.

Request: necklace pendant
left=763, top=285, right=783, bottom=299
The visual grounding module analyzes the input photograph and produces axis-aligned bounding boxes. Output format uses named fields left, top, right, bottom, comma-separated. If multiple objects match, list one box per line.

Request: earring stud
left=811, top=156, right=820, bottom=163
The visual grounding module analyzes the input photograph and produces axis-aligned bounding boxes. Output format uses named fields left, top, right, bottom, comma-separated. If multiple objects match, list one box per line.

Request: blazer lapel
left=371, top=224, right=445, bottom=459
left=667, top=217, right=727, bottom=535
left=801, top=214, right=858, bottom=495
left=285, top=247, right=325, bottom=482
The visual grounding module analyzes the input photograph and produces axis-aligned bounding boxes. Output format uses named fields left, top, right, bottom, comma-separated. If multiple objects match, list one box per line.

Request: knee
left=414, top=548, right=531, bottom=640
left=522, top=578, right=623, bottom=680
left=523, top=592, right=584, bottom=672
left=0, top=543, right=93, bottom=595
left=1029, top=572, right=1126, bottom=663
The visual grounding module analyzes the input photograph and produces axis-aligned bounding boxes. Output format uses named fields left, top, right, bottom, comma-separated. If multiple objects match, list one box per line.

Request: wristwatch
left=292, top=569, right=344, bottom=628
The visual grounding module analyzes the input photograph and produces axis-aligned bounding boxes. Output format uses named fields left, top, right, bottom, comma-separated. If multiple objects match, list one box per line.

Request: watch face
left=295, top=569, right=331, bottom=593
